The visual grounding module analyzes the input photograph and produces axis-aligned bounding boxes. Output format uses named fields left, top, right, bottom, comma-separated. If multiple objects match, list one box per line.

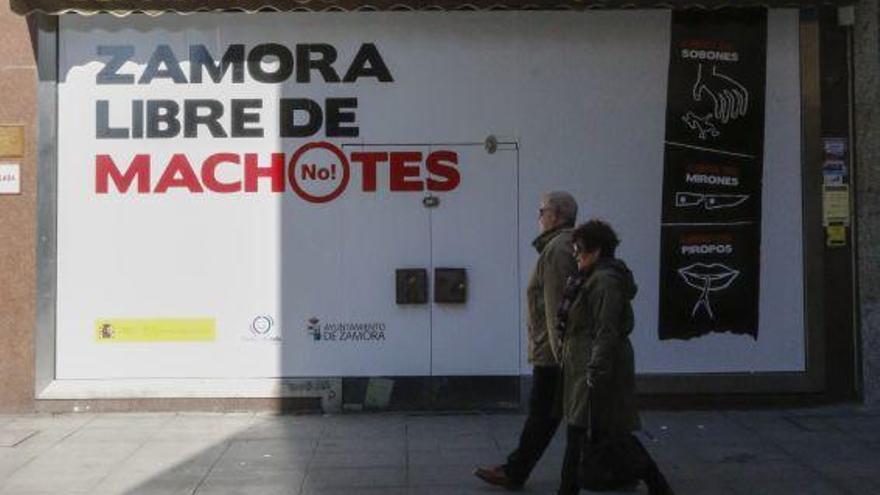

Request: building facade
left=0, top=0, right=875, bottom=413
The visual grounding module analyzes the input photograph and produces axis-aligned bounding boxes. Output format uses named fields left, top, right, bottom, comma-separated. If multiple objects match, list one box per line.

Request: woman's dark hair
left=572, top=219, right=620, bottom=258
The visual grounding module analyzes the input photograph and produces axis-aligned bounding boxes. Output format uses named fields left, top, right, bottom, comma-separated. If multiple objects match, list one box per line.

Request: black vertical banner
left=659, top=9, right=767, bottom=340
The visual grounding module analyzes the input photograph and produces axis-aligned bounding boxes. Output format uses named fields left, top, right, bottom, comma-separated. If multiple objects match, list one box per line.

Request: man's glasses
left=538, top=207, right=552, bottom=218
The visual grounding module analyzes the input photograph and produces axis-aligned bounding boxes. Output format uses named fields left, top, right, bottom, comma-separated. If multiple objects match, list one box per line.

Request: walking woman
left=557, top=220, right=673, bottom=495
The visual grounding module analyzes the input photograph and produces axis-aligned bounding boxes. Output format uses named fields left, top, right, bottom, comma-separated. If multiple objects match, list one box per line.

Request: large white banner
left=56, top=10, right=804, bottom=381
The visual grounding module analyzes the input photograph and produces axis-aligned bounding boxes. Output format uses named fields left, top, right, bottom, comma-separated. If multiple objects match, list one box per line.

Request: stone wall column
left=0, top=6, right=37, bottom=413
left=855, top=0, right=880, bottom=405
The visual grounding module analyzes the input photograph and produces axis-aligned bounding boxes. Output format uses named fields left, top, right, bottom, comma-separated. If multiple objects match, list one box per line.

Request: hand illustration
left=692, top=64, right=749, bottom=124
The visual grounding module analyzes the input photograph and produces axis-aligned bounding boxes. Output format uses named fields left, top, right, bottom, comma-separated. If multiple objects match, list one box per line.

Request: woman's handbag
left=577, top=397, right=638, bottom=491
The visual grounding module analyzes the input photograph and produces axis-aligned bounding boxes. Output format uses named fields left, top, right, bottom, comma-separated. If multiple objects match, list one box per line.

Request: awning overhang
left=10, top=0, right=849, bottom=17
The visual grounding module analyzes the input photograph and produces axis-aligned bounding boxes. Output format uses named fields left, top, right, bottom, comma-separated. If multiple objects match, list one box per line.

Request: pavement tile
left=152, top=414, right=257, bottom=441
left=324, top=418, right=406, bottom=438
left=303, top=489, right=408, bottom=495
left=93, top=470, right=205, bottom=495
left=409, top=464, right=497, bottom=486
left=0, top=429, right=37, bottom=448
left=3, top=414, right=95, bottom=432
left=310, top=448, right=405, bottom=468
left=1, top=470, right=106, bottom=494
left=406, top=432, right=495, bottom=451
left=0, top=448, right=35, bottom=481
left=771, top=435, right=877, bottom=462
left=638, top=437, right=703, bottom=468
left=219, top=439, right=316, bottom=464
left=409, top=487, right=532, bottom=495
left=817, top=474, right=880, bottom=495
left=197, top=468, right=306, bottom=494
left=810, top=459, right=880, bottom=479
left=92, top=441, right=228, bottom=493
left=835, top=416, right=880, bottom=444
left=0, top=491, right=81, bottom=495
left=727, top=476, right=848, bottom=495
left=239, top=420, right=324, bottom=441
left=669, top=476, right=738, bottom=495
left=406, top=417, right=489, bottom=437
left=87, top=414, right=177, bottom=428
left=408, top=447, right=501, bottom=467
left=318, top=437, right=406, bottom=452
left=0, top=408, right=877, bottom=495
left=64, top=426, right=163, bottom=444
left=702, top=459, right=819, bottom=482
left=722, top=412, right=807, bottom=439
left=115, top=439, right=228, bottom=470
left=678, top=438, right=790, bottom=464
left=302, top=467, right=406, bottom=490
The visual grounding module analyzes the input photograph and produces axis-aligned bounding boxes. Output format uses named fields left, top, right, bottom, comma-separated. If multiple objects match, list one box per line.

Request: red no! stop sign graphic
left=288, top=142, right=351, bottom=203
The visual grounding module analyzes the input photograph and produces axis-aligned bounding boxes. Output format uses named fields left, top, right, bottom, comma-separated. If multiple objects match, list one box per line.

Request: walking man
left=473, top=191, right=578, bottom=489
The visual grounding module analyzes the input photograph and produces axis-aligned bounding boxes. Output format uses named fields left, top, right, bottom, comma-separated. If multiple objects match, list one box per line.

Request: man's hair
left=572, top=219, right=620, bottom=258
left=541, top=191, right=578, bottom=227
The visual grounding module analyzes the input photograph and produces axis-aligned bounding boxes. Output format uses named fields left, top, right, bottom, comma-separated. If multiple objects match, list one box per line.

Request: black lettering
left=95, top=100, right=128, bottom=139
left=247, top=44, right=294, bottom=84
left=96, top=46, right=135, bottom=85
left=132, top=100, right=144, bottom=139
left=279, top=98, right=323, bottom=138
left=147, top=100, right=181, bottom=138
left=296, top=44, right=340, bottom=83
left=184, top=100, right=227, bottom=138
left=139, top=45, right=187, bottom=84
left=325, top=98, right=359, bottom=137
left=343, top=43, right=393, bottom=83
left=189, top=44, right=245, bottom=84
left=231, top=99, right=264, bottom=138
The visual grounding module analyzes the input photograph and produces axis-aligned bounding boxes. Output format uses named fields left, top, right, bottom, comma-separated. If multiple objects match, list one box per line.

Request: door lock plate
left=434, top=268, right=467, bottom=304
left=396, top=269, right=428, bottom=304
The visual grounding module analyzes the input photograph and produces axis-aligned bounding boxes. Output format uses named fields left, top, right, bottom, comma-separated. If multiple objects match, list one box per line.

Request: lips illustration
left=677, top=263, right=740, bottom=319
left=675, top=192, right=749, bottom=211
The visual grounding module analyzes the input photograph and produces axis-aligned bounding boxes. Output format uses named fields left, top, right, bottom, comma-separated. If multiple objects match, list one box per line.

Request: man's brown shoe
left=473, top=465, right=523, bottom=490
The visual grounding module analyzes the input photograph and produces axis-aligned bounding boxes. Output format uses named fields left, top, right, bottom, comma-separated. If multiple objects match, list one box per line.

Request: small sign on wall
left=0, top=163, right=21, bottom=195
left=0, top=125, right=25, bottom=158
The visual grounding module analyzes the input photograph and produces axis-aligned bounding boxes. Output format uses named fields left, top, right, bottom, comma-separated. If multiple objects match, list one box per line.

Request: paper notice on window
left=823, top=185, right=851, bottom=226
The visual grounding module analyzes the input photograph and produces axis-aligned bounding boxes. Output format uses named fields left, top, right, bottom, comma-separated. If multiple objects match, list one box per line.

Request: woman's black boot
left=643, top=468, right=675, bottom=495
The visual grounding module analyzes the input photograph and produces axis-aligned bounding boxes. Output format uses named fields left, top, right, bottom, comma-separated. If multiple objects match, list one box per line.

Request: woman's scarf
left=555, top=269, right=590, bottom=342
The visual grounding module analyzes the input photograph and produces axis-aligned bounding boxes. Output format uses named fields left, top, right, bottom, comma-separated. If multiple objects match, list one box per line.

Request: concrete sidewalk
left=0, top=406, right=878, bottom=495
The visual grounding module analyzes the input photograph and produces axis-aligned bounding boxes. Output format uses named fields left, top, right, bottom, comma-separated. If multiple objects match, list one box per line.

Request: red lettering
left=350, top=152, right=387, bottom=192
left=154, top=154, right=204, bottom=193
left=244, top=153, right=286, bottom=193
left=301, top=164, right=318, bottom=180
left=426, top=151, right=460, bottom=192
left=390, top=152, right=423, bottom=191
left=201, top=153, right=241, bottom=193
left=96, top=154, right=151, bottom=194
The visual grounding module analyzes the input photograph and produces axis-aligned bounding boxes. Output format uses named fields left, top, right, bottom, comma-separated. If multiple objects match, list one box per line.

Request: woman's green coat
left=560, top=257, right=641, bottom=434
